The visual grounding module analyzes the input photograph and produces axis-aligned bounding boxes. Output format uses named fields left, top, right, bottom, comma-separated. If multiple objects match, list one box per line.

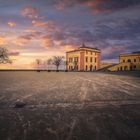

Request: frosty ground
left=0, top=71, right=140, bottom=140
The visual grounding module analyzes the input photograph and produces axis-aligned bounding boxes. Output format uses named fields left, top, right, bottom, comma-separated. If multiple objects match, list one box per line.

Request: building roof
left=66, top=43, right=101, bottom=53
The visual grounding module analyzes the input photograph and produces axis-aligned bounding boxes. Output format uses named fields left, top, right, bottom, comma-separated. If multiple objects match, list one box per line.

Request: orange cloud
left=21, top=6, right=39, bottom=19
left=31, top=20, right=57, bottom=33
left=32, top=20, right=48, bottom=27
left=8, top=21, right=16, bottom=27
left=15, top=35, right=31, bottom=46
left=42, top=36, right=54, bottom=48
left=0, top=36, right=7, bottom=45
left=63, top=44, right=77, bottom=51
left=24, top=28, right=38, bottom=33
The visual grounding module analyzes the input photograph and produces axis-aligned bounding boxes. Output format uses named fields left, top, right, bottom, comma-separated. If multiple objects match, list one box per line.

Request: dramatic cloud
left=0, top=0, right=140, bottom=68
left=56, top=0, right=140, bottom=13
left=102, top=45, right=128, bottom=59
left=42, top=35, right=54, bottom=48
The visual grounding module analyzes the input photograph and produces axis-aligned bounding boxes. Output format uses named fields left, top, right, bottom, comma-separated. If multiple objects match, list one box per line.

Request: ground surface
left=0, top=71, right=140, bottom=140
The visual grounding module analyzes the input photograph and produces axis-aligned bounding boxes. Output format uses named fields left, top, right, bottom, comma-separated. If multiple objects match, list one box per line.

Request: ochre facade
left=66, top=44, right=101, bottom=71
left=108, top=52, right=140, bottom=71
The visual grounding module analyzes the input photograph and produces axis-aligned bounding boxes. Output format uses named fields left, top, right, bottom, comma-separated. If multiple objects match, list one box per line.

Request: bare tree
left=52, top=56, right=64, bottom=71
left=47, top=58, right=52, bottom=70
left=36, top=59, right=42, bottom=72
left=0, top=47, right=12, bottom=64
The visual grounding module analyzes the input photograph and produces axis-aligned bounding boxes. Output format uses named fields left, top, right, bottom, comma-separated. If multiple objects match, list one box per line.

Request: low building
left=108, top=51, right=140, bottom=71
left=66, top=44, right=101, bottom=71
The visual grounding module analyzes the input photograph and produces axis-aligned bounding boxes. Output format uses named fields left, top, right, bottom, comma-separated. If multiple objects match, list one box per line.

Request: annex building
left=108, top=51, right=140, bottom=71
left=66, top=44, right=101, bottom=71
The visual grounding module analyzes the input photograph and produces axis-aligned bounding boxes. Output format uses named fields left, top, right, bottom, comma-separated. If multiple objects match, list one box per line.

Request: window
left=90, top=57, right=92, bottom=62
left=69, top=58, right=73, bottom=63
left=134, top=59, right=136, bottom=62
left=74, top=57, right=78, bottom=62
left=95, top=58, right=97, bottom=63
left=123, top=60, right=125, bottom=63
left=86, top=51, right=88, bottom=54
left=128, top=59, right=131, bottom=62
left=86, top=57, right=88, bottom=62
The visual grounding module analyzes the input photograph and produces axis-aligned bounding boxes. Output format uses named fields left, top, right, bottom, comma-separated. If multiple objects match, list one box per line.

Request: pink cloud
left=42, top=35, right=54, bottom=48
left=32, top=20, right=48, bottom=27
left=8, top=21, right=16, bottom=27
left=56, top=0, right=112, bottom=13
left=0, top=36, right=7, bottom=45
left=21, top=6, right=39, bottom=19
left=15, top=35, right=32, bottom=46
left=8, top=51, right=20, bottom=56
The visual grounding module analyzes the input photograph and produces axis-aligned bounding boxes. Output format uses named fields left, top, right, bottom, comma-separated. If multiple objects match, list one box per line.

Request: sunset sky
left=0, top=0, right=140, bottom=69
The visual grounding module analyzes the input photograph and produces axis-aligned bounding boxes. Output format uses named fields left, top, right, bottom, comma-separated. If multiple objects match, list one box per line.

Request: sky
left=0, top=0, right=140, bottom=69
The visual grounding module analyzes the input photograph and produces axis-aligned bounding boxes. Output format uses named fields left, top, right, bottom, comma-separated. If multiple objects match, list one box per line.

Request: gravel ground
left=0, top=71, right=140, bottom=140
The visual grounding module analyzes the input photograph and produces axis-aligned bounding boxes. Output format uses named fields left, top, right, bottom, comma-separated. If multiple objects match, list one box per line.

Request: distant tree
left=52, top=56, right=64, bottom=71
left=47, top=58, right=52, bottom=70
left=43, top=60, right=48, bottom=70
left=0, top=47, right=12, bottom=64
left=36, top=59, right=42, bottom=71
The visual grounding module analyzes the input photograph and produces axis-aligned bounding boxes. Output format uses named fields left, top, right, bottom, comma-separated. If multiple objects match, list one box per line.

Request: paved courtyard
left=0, top=71, right=140, bottom=140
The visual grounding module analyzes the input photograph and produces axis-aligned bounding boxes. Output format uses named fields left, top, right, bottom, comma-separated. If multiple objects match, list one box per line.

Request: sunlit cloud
left=15, top=35, right=32, bottom=46
left=24, top=28, right=38, bottom=33
left=32, top=20, right=48, bottom=27
left=61, top=44, right=77, bottom=51
left=0, top=36, right=7, bottom=45
left=8, top=21, right=16, bottom=27
left=21, top=6, right=39, bottom=19
left=56, top=0, right=140, bottom=13
left=42, top=36, right=54, bottom=48
left=0, top=0, right=140, bottom=69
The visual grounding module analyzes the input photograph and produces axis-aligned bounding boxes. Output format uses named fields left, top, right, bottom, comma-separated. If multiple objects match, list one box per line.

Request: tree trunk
left=56, top=65, right=59, bottom=71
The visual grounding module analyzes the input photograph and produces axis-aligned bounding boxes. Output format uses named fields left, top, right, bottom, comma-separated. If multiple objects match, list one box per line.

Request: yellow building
left=66, top=44, right=101, bottom=71
left=108, top=51, right=140, bottom=71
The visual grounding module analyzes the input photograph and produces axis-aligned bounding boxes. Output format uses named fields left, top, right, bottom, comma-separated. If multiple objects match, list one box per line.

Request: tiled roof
left=66, top=44, right=101, bottom=53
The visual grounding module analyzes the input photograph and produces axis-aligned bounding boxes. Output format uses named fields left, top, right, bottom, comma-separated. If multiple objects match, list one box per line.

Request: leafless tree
left=52, top=56, right=64, bottom=71
left=0, top=47, right=12, bottom=64
left=47, top=58, right=52, bottom=70
left=36, top=59, right=42, bottom=71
